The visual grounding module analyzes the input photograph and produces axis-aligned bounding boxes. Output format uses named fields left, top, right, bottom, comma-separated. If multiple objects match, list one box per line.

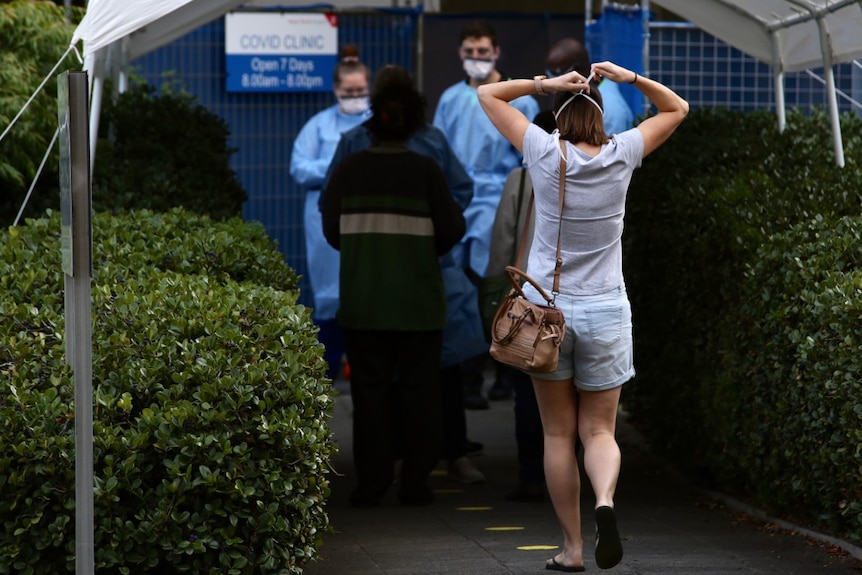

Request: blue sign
left=225, top=12, right=338, bottom=93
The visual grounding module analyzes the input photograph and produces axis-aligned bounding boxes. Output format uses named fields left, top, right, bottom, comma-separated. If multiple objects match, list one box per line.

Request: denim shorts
left=520, top=284, right=635, bottom=391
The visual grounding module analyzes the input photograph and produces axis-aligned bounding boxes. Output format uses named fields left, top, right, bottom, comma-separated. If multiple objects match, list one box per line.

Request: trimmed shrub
left=92, top=84, right=248, bottom=220
left=725, top=215, right=862, bottom=537
left=621, top=107, right=862, bottom=541
left=1, top=209, right=331, bottom=574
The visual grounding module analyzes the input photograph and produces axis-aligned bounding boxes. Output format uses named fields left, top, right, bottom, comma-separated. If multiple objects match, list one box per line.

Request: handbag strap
left=551, top=140, right=567, bottom=297
left=512, top=139, right=567, bottom=304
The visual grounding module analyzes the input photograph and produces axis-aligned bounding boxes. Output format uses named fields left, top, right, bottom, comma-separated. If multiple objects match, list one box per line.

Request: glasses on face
left=460, top=46, right=494, bottom=59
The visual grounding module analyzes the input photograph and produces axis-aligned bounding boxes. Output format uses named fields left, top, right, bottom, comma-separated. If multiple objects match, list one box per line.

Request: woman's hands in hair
left=590, top=61, right=635, bottom=85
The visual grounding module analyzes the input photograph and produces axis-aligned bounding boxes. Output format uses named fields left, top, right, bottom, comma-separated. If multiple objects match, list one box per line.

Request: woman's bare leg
left=579, top=386, right=624, bottom=568
left=532, top=376, right=584, bottom=569
left=577, top=387, right=622, bottom=509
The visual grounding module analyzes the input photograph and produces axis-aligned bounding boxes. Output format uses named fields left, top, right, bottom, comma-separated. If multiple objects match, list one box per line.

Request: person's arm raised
left=477, top=72, right=589, bottom=152
left=591, top=61, right=688, bottom=158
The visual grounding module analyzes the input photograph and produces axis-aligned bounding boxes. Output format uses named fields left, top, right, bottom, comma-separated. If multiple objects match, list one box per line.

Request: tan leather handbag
left=489, top=141, right=567, bottom=373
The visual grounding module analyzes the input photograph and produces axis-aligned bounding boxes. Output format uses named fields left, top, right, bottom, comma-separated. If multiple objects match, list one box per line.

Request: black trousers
left=345, top=329, right=443, bottom=500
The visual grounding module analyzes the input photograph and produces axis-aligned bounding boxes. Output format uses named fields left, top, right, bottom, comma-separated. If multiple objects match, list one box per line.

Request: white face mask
left=338, top=96, right=369, bottom=115
left=462, top=58, right=495, bottom=81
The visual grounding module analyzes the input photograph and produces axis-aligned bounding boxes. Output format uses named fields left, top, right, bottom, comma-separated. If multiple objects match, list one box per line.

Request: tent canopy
left=71, top=0, right=247, bottom=62
left=651, top=0, right=862, bottom=72
left=652, top=0, right=862, bottom=166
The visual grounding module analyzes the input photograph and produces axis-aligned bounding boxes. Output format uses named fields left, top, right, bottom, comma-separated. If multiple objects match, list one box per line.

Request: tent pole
left=771, top=31, right=786, bottom=132
left=774, top=69, right=786, bottom=132
left=786, top=0, right=845, bottom=167
left=85, top=50, right=105, bottom=178
left=819, top=30, right=845, bottom=167
left=118, top=37, right=130, bottom=94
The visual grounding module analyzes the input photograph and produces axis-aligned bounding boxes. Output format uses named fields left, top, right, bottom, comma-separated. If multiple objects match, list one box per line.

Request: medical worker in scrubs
left=290, top=45, right=371, bottom=380
left=433, top=20, right=540, bottom=410
left=433, top=20, right=540, bottom=279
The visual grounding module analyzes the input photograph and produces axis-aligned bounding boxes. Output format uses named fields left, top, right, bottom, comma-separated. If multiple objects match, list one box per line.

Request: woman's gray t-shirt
left=521, top=123, right=644, bottom=296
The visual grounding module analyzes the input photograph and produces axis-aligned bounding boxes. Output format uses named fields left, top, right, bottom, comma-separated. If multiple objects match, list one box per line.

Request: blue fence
left=649, top=21, right=861, bottom=116
left=133, top=8, right=861, bottom=312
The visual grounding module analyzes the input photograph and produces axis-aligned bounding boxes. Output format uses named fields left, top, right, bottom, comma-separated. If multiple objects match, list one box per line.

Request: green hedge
left=92, top=84, right=248, bottom=220
left=726, top=215, right=862, bottom=535
left=1, top=209, right=331, bottom=574
left=622, top=108, right=862, bottom=541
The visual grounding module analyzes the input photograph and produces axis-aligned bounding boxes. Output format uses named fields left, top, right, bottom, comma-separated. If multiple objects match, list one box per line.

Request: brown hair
left=553, top=85, right=609, bottom=146
left=368, top=78, right=427, bottom=142
left=333, top=45, right=370, bottom=86
left=459, top=20, right=497, bottom=46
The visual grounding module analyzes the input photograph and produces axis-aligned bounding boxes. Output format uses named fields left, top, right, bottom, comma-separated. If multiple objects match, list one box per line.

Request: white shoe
left=447, top=456, right=485, bottom=484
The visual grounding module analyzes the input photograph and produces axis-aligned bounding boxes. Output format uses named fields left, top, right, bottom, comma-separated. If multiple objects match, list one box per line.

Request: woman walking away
left=477, top=62, right=687, bottom=571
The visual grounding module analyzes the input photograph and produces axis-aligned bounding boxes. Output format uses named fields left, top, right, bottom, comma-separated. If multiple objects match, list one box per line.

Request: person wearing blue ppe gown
left=545, top=38, right=635, bottom=135
left=322, top=65, right=489, bottom=485
left=433, top=20, right=540, bottom=411
left=290, top=45, right=371, bottom=380
left=433, top=20, right=540, bottom=279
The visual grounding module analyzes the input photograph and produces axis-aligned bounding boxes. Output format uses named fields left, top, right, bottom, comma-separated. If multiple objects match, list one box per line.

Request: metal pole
left=416, top=8, right=424, bottom=92
left=771, top=30, right=786, bottom=133
left=59, top=70, right=95, bottom=575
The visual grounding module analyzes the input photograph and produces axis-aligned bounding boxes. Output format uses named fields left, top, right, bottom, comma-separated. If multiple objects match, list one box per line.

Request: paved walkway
left=303, top=378, right=862, bottom=575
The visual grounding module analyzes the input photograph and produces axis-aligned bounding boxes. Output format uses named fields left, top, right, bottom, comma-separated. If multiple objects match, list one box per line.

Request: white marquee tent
left=651, top=0, right=862, bottom=166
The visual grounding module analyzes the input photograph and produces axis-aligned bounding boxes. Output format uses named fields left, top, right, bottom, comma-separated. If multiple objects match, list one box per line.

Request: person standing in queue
left=323, top=65, right=487, bottom=485
left=433, top=19, right=540, bottom=411
left=321, top=77, right=467, bottom=507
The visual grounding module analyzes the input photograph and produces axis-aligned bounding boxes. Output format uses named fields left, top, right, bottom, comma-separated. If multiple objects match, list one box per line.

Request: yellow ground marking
left=485, top=526, right=525, bottom=531
left=456, top=506, right=494, bottom=511
left=517, top=545, right=559, bottom=551
left=430, top=469, right=447, bottom=476
left=433, top=488, right=464, bottom=494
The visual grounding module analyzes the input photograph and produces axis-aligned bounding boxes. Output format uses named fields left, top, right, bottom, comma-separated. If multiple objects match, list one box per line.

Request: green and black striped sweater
left=321, top=146, right=466, bottom=331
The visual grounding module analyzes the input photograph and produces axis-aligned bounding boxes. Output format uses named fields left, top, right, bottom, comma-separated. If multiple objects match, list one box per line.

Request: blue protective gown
left=433, top=79, right=540, bottom=277
left=599, top=80, right=636, bottom=135
left=321, top=122, right=488, bottom=368
left=289, top=104, right=370, bottom=321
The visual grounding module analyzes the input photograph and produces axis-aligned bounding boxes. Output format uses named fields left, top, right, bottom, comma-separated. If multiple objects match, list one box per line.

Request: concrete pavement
left=302, top=378, right=862, bottom=575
